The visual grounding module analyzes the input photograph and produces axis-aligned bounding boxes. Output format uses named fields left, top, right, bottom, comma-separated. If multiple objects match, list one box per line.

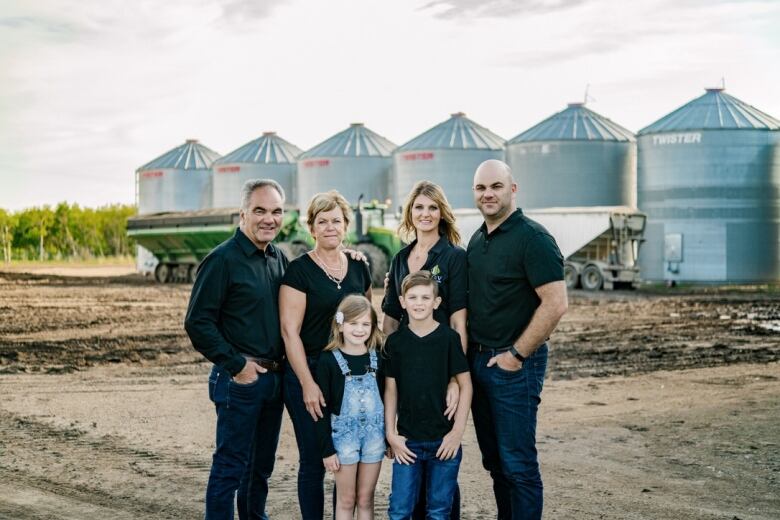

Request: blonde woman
left=280, top=190, right=372, bottom=519
left=381, top=180, right=467, bottom=520
left=315, top=295, right=385, bottom=520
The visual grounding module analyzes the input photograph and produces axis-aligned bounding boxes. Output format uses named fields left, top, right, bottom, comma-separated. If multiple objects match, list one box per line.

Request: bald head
left=474, top=159, right=514, bottom=186
left=472, top=159, right=517, bottom=225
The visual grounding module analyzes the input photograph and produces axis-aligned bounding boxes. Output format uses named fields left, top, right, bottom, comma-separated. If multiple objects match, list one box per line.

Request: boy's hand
left=444, top=379, right=460, bottom=420
left=387, top=434, right=416, bottom=465
left=436, top=429, right=463, bottom=460
left=323, top=454, right=340, bottom=473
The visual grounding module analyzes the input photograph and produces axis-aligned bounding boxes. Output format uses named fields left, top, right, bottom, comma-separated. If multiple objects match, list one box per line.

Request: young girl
left=315, top=294, right=386, bottom=520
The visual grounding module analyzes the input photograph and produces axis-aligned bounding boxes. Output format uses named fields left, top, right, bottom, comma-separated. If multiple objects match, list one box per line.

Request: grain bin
left=136, top=139, right=220, bottom=214
left=393, top=112, right=504, bottom=209
left=637, top=88, right=780, bottom=282
left=507, top=103, right=636, bottom=209
left=212, top=132, right=302, bottom=208
left=297, top=123, right=396, bottom=208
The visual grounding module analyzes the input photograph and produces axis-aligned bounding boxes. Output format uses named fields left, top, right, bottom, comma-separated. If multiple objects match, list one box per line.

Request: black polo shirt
left=467, top=209, right=563, bottom=348
left=382, top=235, right=468, bottom=326
left=184, top=228, right=288, bottom=376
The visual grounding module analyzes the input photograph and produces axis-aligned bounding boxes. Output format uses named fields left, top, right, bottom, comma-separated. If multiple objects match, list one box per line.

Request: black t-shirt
left=384, top=324, right=469, bottom=441
left=382, top=235, right=468, bottom=326
left=281, top=254, right=372, bottom=356
left=467, top=209, right=564, bottom=348
left=314, top=350, right=386, bottom=458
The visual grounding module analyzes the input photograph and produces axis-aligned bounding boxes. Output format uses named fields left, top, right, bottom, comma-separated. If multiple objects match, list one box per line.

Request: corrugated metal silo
left=212, top=132, right=302, bottom=208
left=136, top=139, right=220, bottom=214
left=297, top=123, right=396, bottom=208
left=637, top=88, right=780, bottom=282
left=507, top=103, right=636, bottom=209
left=393, top=112, right=505, bottom=209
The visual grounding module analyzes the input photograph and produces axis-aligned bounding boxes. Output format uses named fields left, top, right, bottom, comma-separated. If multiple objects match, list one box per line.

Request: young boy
left=384, top=270, right=473, bottom=520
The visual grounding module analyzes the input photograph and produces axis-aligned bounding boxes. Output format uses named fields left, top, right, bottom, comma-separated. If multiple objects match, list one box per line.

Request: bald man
left=466, top=159, right=568, bottom=520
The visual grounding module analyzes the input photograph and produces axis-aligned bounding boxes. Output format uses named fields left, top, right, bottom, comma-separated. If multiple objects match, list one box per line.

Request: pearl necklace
left=312, top=249, right=345, bottom=290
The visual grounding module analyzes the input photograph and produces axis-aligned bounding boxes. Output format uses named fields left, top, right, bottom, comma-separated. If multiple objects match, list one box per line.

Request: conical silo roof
left=509, top=103, right=635, bottom=143
left=214, top=132, right=302, bottom=165
left=399, top=112, right=504, bottom=151
left=138, top=139, right=221, bottom=171
left=639, top=88, right=780, bottom=134
left=300, top=123, right=396, bottom=158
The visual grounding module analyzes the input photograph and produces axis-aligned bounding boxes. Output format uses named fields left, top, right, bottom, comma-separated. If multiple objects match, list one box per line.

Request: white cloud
left=0, top=0, right=778, bottom=209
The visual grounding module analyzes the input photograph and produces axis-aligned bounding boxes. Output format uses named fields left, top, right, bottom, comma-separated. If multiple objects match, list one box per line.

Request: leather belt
left=469, top=343, right=511, bottom=353
left=244, top=356, right=284, bottom=373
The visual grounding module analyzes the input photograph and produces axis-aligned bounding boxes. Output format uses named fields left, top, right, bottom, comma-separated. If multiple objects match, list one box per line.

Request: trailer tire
left=356, top=243, right=389, bottom=288
left=564, top=262, right=581, bottom=289
left=154, top=263, right=171, bottom=284
left=187, top=264, right=198, bottom=283
left=581, top=264, right=604, bottom=291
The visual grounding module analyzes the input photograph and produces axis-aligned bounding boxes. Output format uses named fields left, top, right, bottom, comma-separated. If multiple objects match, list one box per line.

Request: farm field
left=0, top=269, right=778, bottom=519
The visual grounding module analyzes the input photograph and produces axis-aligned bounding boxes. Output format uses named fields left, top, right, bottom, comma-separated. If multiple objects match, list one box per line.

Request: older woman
left=381, top=180, right=467, bottom=520
left=280, top=190, right=373, bottom=519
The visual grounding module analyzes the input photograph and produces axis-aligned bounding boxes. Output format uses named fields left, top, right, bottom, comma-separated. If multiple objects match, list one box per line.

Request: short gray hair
left=241, top=179, right=286, bottom=209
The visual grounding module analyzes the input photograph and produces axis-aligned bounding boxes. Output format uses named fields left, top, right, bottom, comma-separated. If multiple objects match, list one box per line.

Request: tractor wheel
left=290, top=242, right=309, bottom=259
left=356, top=243, right=389, bottom=288
left=581, top=264, right=604, bottom=291
left=187, top=264, right=198, bottom=283
left=563, top=262, right=580, bottom=289
left=154, top=263, right=171, bottom=284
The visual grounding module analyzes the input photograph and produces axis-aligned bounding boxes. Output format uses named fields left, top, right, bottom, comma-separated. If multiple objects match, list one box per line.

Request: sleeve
left=281, top=259, right=308, bottom=293
left=383, top=337, right=396, bottom=379
left=184, top=253, right=246, bottom=376
left=315, top=355, right=337, bottom=458
left=445, top=246, right=468, bottom=314
left=525, top=231, right=565, bottom=288
left=448, top=331, right=470, bottom=377
left=376, top=348, right=386, bottom=401
left=361, top=258, right=372, bottom=292
left=381, top=255, right=403, bottom=320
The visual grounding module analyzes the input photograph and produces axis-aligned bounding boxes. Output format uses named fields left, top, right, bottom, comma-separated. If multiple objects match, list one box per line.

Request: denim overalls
left=330, top=349, right=386, bottom=464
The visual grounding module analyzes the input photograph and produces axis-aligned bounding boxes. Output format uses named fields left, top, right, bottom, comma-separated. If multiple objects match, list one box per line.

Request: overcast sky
left=1, top=0, right=779, bottom=210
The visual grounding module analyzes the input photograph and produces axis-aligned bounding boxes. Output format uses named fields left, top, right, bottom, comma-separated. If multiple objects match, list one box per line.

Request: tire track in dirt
left=0, top=410, right=204, bottom=519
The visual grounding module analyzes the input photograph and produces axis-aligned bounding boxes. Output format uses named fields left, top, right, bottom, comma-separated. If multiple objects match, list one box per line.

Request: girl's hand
left=444, top=379, right=460, bottom=421
left=323, top=454, right=340, bottom=473
left=436, top=429, right=462, bottom=460
left=303, top=381, right=326, bottom=420
left=387, top=434, right=416, bottom=465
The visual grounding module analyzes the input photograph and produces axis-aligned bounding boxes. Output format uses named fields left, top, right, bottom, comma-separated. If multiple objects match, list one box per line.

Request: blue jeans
left=284, top=356, right=326, bottom=520
left=205, top=365, right=284, bottom=520
left=469, top=344, right=548, bottom=520
left=388, top=439, right=462, bottom=520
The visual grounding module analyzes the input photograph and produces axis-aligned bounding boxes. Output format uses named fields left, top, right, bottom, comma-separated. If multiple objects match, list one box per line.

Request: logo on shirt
left=431, top=264, right=443, bottom=283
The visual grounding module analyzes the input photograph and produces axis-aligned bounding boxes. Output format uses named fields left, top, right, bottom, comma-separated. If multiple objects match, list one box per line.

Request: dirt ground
left=0, top=269, right=778, bottom=519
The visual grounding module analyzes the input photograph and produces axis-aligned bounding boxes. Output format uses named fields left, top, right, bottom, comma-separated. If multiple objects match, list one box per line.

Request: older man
left=467, top=160, right=568, bottom=520
left=185, top=179, right=288, bottom=520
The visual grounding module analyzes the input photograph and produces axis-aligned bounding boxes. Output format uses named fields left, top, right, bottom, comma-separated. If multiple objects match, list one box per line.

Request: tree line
left=0, top=203, right=137, bottom=262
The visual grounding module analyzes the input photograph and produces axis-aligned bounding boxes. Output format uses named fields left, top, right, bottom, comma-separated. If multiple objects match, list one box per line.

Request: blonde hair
left=398, top=181, right=461, bottom=245
left=306, top=190, right=351, bottom=233
left=324, top=295, right=384, bottom=352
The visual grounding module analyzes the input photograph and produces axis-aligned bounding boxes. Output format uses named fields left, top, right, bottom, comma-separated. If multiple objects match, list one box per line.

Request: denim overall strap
left=369, top=350, right=378, bottom=371
left=332, top=349, right=351, bottom=376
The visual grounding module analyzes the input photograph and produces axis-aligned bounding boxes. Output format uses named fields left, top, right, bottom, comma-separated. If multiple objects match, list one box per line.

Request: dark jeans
left=412, top=478, right=460, bottom=519
left=205, top=364, right=284, bottom=520
left=388, top=438, right=462, bottom=520
left=469, top=344, right=548, bottom=520
left=284, top=356, right=326, bottom=520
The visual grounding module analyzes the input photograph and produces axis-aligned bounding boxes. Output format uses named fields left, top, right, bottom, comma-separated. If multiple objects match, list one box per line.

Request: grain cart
left=453, top=206, right=646, bottom=290
left=127, top=200, right=401, bottom=285
left=126, top=207, right=310, bottom=283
